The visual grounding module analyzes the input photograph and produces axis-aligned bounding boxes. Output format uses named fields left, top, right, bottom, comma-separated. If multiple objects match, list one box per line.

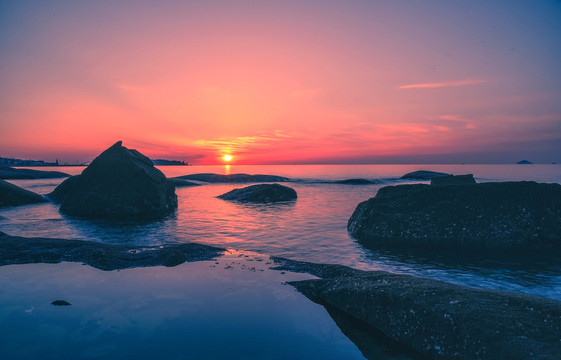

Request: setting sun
left=223, top=155, right=232, bottom=162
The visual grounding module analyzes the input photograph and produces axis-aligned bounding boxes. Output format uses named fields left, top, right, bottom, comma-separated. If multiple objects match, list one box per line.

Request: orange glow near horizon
left=1, top=1, right=560, bottom=164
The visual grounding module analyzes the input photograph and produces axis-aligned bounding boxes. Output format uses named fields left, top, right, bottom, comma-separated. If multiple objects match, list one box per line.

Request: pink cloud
left=398, top=79, right=488, bottom=90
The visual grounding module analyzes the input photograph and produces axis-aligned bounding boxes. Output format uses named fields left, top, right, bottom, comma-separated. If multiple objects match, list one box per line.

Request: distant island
left=516, top=160, right=533, bottom=164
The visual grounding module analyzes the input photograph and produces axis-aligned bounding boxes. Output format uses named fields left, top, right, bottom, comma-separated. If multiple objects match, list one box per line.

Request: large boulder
left=0, top=179, right=47, bottom=207
left=47, top=175, right=81, bottom=203
left=56, top=141, right=177, bottom=220
left=218, top=183, right=297, bottom=203
left=274, top=258, right=561, bottom=360
left=0, top=165, right=69, bottom=179
left=348, top=181, right=561, bottom=250
left=400, top=170, right=449, bottom=180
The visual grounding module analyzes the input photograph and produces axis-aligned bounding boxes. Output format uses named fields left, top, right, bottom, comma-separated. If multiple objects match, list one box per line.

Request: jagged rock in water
left=0, top=179, right=47, bottom=207
left=0, top=165, right=69, bottom=180
left=430, top=174, right=476, bottom=186
left=400, top=170, right=449, bottom=180
left=56, top=141, right=177, bottom=220
left=348, top=181, right=561, bottom=250
left=218, top=183, right=297, bottom=203
left=174, top=173, right=290, bottom=183
left=51, top=300, right=71, bottom=306
left=273, top=257, right=561, bottom=360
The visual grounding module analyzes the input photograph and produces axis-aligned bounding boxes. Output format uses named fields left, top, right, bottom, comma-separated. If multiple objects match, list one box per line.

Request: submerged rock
left=332, top=179, right=378, bottom=185
left=56, top=141, right=177, bottom=220
left=274, top=257, right=561, bottom=360
left=0, top=165, right=69, bottom=180
left=517, top=160, right=533, bottom=164
left=218, top=184, right=297, bottom=203
left=0, top=179, right=47, bottom=207
left=51, top=300, right=71, bottom=306
left=174, top=173, right=290, bottom=183
left=430, top=174, right=476, bottom=186
left=400, top=170, right=449, bottom=180
left=166, top=178, right=201, bottom=188
left=348, top=181, right=561, bottom=250
left=0, top=232, right=224, bottom=271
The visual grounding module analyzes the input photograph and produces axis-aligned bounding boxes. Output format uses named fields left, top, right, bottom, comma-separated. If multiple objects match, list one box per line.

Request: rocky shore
left=273, top=257, right=561, bottom=360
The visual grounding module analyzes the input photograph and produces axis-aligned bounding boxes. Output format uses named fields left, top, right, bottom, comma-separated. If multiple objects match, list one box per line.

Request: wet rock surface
left=273, top=257, right=561, bottom=360
left=174, top=173, right=290, bottom=183
left=400, top=170, right=449, bottom=180
left=218, top=183, right=297, bottom=203
left=430, top=174, right=476, bottom=186
left=56, top=141, right=177, bottom=220
left=0, top=165, right=69, bottom=180
left=0, top=232, right=224, bottom=271
left=348, top=181, right=561, bottom=250
left=167, top=178, right=201, bottom=187
left=0, top=179, right=47, bottom=207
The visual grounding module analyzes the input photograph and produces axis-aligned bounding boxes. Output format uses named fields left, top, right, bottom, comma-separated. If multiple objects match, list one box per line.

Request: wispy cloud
left=398, top=79, right=487, bottom=90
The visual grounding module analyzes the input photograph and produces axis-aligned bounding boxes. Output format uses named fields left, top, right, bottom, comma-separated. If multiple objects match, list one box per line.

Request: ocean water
left=1, top=164, right=561, bottom=300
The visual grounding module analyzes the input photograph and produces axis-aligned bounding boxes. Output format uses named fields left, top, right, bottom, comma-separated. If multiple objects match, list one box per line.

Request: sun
left=223, top=155, right=232, bottom=162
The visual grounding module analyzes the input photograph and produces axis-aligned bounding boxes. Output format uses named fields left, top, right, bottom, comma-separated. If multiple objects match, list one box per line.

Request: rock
left=332, top=179, right=378, bottom=185
left=46, top=175, right=81, bottom=203
left=430, top=174, right=476, bottom=186
left=174, top=173, right=290, bottom=183
left=348, top=181, right=561, bottom=250
left=51, top=300, right=71, bottom=306
left=0, top=232, right=224, bottom=271
left=517, top=160, right=533, bottom=164
left=0, top=165, right=69, bottom=180
left=218, top=184, right=297, bottom=203
left=166, top=178, right=201, bottom=188
left=0, top=179, right=47, bottom=207
left=400, top=170, right=449, bottom=180
left=57, top=141, right=177, bottom=220
left=273, top=257, right=561, bottom=360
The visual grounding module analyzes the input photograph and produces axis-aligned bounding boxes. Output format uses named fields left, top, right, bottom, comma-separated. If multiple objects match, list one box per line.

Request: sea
left=1, top=164, right=560, bottom=359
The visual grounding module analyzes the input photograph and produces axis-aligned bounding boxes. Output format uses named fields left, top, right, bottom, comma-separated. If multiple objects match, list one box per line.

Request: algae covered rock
left=56, top=141, right=177, bottom=220
left=348, top=181, right=561, bottom=250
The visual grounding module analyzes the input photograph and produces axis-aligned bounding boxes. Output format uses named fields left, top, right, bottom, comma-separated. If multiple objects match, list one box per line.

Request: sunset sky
left=1, top=0, right=560, bottom=164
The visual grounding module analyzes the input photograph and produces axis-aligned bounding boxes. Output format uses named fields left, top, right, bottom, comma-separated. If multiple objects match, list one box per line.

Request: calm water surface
left=1, top=164, right=561, bottom=300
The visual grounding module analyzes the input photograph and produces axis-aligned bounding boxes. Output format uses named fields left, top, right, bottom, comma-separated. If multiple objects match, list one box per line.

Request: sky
left=1, top=0, right=560, bottom=164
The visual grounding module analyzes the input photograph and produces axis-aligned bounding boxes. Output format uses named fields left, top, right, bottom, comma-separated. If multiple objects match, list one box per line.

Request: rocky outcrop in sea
left=218, top=183, right=297, bottom=203
left=0, top=179, right=47, bottom=207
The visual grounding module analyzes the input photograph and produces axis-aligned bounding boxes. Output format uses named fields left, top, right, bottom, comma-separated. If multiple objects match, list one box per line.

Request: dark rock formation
left=517, top=160, right=533, bottom=164
left=400, top=170, right=449, bottom=180
left=51, top=300, right=71, bottom=306
left=0, top=165, right=69, bottom=180
left=0, top=179, right=47, bottom=207
left=174, top=173, right=290, bottom=183
left=56, top=141, right=177, bottom=220
left=430, top=174, right=476, bottom=186
left=0, top=232, right=224, bottom=271
left=333, top=179, right=378, bottom=185
left=348, top=181, right=561, bottom=250
left=273, top=257, right=561, bottom=360
left=166, top=178, right=201, bottom=188
left=218, top=184, right=297, bottom=203
left=46, top=175, right=81, bottom=203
